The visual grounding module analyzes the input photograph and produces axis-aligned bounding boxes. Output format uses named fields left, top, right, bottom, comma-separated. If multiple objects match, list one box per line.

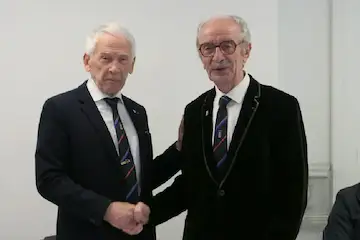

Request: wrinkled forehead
left=94, top=32, right=132, bottom=55
left=198, top=19, right=241, bottom=45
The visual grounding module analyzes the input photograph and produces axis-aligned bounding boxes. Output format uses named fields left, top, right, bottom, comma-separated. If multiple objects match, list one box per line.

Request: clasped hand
left=104, top=201, right=150, bottom=235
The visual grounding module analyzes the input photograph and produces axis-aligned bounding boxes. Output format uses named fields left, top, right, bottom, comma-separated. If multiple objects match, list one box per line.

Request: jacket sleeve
left=322, top=190, right=354, bottom=240
left=151, top=142, right=182, bottom=190
left=149, top=174, right=187, bottom=225
left=268, top=96, right=309, bottom=240
left=35, top=98, right=111, bottom=226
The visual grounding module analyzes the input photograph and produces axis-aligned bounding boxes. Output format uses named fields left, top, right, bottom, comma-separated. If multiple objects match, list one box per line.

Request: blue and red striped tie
left=213, top=95, right=231, bottom=177
left=104, top=97, right=139, bottom=203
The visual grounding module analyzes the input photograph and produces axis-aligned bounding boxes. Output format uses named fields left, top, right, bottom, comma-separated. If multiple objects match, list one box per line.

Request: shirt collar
left=86, top=77, right=123, bottom=103
left=214, top=72, right=250, bottom=104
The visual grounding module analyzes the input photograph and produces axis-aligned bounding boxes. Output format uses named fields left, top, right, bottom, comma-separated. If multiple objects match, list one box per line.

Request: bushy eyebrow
left=200, top=39, right=235, bottom=45
left=99, top=52, right=130, bottom=58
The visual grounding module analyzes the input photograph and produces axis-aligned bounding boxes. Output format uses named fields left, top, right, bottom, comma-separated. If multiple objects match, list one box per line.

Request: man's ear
left=243, top=43, right=252, bottom=58
left=83, top=53, right=91, bottom=72
left=129, top=57, right=136, bottom=74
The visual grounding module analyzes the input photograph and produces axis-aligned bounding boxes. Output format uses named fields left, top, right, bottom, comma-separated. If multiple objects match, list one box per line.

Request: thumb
left=134, top=202, right=150, bottom=224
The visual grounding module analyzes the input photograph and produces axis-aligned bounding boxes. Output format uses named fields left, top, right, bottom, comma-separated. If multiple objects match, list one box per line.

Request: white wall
left=331, top=0, right=360, bottom=200
left=0, top=0, right=279, bottom=239
left=279, top=1, right=360, bottom=235
left=278, top=0, right=331, bottom=167
left=278, top=0, right=332, bottom=233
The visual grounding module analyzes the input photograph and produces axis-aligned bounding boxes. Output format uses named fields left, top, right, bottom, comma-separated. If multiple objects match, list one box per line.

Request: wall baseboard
left=301, top=215, right=328, bottom=230
left=309, top=162, right=331, bottom=178
left=301, top=162, right=331, bottom=230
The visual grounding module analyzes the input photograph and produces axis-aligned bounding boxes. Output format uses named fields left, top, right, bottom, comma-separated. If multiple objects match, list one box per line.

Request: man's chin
left=209, top=75, right=230, bottom=83
left=101, top=83, right=123, bottom=96
left=209, top=76, right=235, bottom=92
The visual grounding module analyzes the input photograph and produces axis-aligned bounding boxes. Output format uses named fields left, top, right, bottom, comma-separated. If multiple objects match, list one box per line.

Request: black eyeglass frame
left=198, top=40, right=245, bottom=57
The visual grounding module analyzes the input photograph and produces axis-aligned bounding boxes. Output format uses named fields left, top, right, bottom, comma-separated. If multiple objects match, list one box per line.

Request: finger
left=135, top=215, right=147, bottom=224
left=138, top=202, right=150, bottom=214
left=134, top=202, right=150, bottom=224
left=133, top=209, right=146, bottom=223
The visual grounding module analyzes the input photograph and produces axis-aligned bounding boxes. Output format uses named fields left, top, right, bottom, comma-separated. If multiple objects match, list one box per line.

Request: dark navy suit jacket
left=35, top=81, right=182, bottom=240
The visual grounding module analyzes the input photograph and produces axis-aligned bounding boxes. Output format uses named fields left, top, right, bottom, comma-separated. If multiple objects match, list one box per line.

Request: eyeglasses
left=198, top=40, right=243, bottom=57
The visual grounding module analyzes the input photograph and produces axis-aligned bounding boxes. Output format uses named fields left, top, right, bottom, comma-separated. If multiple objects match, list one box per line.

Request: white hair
left=196, top=15, right=251, bottom=46
left=85, top=22, right=136, bottom=59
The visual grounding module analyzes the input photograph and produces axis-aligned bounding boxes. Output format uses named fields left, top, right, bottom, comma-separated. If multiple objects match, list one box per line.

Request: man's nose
left=212, top=47, right=225, bottom=61
left=109, top=62, right=121, bottom=73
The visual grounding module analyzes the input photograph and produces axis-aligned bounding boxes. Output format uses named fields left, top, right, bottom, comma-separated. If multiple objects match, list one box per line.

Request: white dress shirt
left=86, top=79, right=141, bottom=186
left=212, top=73, right=250, bottom=149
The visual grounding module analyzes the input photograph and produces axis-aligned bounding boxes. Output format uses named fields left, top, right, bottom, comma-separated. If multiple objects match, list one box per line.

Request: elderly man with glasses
left=143, top=15, right=309, bottom=239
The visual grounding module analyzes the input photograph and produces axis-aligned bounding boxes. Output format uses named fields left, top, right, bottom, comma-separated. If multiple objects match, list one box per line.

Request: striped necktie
left=104, top=97, right=139, bottom=203
left=213, top=95, right=231, bottom=177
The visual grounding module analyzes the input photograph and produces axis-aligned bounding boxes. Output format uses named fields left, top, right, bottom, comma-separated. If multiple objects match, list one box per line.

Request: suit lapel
left=122, top=96, right=143, bottom=135
left=201, top=88, right=219, bottom=184
left=76, top=82, right=149, bottom=192
left=76, top=82, right=119, bottom=162
left=201, top=77, right=262, bottom=185
left=225, top=76, right=261, bottom=174
left=122, top=96, right=148, bottom=192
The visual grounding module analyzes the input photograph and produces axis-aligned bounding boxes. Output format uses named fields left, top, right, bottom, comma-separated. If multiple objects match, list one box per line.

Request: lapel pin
left=205, top=110, right=209, bottom=116
left=132, top=109, right=138, bottom=114
left=121, top=159, right=131, bottom=165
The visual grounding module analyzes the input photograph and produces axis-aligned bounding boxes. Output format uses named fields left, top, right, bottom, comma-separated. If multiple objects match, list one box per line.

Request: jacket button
left=218, top=189, right=225, bottom=197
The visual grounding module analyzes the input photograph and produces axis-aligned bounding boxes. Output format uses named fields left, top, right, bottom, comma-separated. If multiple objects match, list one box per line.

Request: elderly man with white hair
left=35, top=22, right=183, bottom=240
left=148, top=14, right=309, bottom=240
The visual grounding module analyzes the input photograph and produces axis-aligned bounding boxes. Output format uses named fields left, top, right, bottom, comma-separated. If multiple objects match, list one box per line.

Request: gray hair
left=196, top=15, right=251, bottom=47
left=85, top=22, right=136, bottom=59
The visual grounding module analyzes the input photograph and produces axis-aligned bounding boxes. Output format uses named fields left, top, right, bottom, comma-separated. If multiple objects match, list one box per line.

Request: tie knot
left=104, top=97, right=120, bottom=111
left=219, top=95, right=231, bottom=108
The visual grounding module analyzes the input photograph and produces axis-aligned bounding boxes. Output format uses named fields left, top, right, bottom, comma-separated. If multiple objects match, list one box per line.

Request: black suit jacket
left=150, top=75, right=308, bottom=240
left=323, top=183, right=360, bottom=240
left=35, top=81, right=181, bottom=240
